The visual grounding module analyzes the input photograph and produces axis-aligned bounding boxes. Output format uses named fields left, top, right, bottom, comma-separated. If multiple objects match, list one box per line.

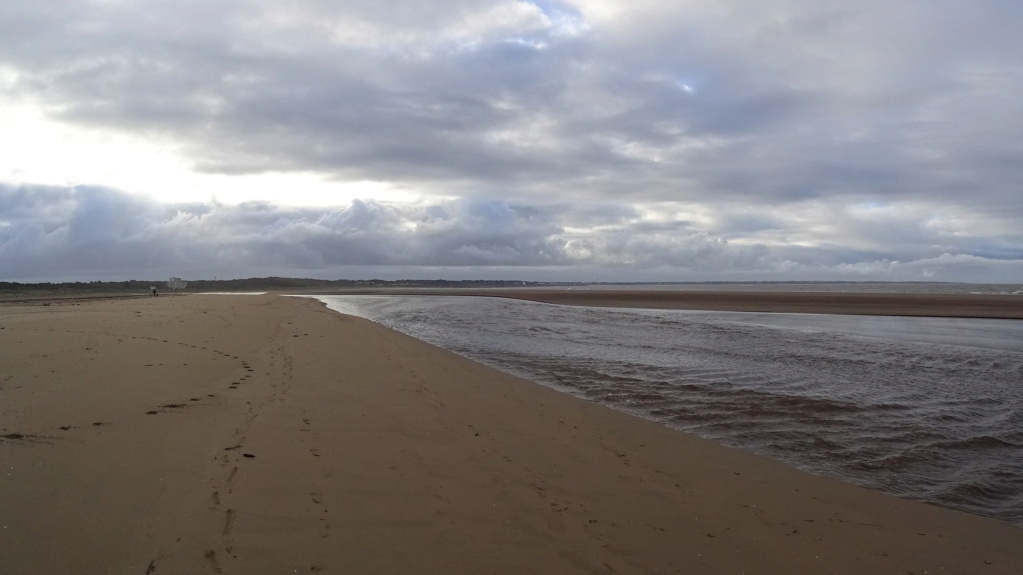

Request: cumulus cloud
left=0, top=184, right=565, bottom=278
left=2, top=183, right=1020, bottom=282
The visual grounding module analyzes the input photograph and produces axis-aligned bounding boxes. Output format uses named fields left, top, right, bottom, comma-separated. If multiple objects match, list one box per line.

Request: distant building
left=167, top=277, right=188, bottom=290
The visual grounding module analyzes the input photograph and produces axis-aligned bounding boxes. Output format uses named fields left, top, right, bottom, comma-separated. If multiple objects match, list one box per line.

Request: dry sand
left=1, top=293, right=1021, bottom=574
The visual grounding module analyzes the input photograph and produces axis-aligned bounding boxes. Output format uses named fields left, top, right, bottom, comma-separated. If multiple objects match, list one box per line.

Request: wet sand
left=296, top=288, right=1023, bottom=319
left=1, top=294, right=1021, bottom=574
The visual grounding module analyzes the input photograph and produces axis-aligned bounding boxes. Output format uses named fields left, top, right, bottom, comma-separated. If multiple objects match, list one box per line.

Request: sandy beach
left=2, top=293, right=1022, bottom=574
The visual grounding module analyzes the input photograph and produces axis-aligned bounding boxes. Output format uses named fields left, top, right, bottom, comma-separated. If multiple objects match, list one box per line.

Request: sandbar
left=294, top=288, right=1023, bottom=319
left=1, top=294, right=1021, bottom=574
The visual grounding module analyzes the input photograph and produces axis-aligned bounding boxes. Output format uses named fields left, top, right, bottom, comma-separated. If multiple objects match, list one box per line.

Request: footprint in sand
left=222, top=508, right=236, bottom=535
left=310, top=492, right=331, bottom=539
left=203, top=550, right=222, bottom=574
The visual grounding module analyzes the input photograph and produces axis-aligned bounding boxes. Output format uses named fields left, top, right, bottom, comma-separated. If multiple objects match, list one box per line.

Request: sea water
left=308, top=294, right=1023, bottom=524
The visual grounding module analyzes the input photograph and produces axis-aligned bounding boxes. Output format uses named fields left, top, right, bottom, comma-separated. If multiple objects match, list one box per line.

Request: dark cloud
left=1, top=183, right=1020, bottom=282
left=0, top=183, right=571, bottom=279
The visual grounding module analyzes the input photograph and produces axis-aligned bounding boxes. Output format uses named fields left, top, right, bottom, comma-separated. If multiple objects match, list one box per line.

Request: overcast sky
left=2, top=1, right=1021, bottom=282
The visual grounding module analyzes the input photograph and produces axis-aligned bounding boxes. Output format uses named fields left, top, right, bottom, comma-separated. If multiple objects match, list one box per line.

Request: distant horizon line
left=3, top=277, right=1020, bottom=288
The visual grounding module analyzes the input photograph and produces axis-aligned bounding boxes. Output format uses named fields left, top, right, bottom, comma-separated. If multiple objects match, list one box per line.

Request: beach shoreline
left=288, top=288, right=1023, bottom=319
left=2, top=294, right=1021, bottom=573
left=7, top=287, right=1023, bottom=319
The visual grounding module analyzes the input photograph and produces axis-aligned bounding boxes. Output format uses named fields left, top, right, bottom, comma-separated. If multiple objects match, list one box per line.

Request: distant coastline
left=4, top=278, right=1022, bottom=317
left=3, top=276, right=1021, bottom=296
